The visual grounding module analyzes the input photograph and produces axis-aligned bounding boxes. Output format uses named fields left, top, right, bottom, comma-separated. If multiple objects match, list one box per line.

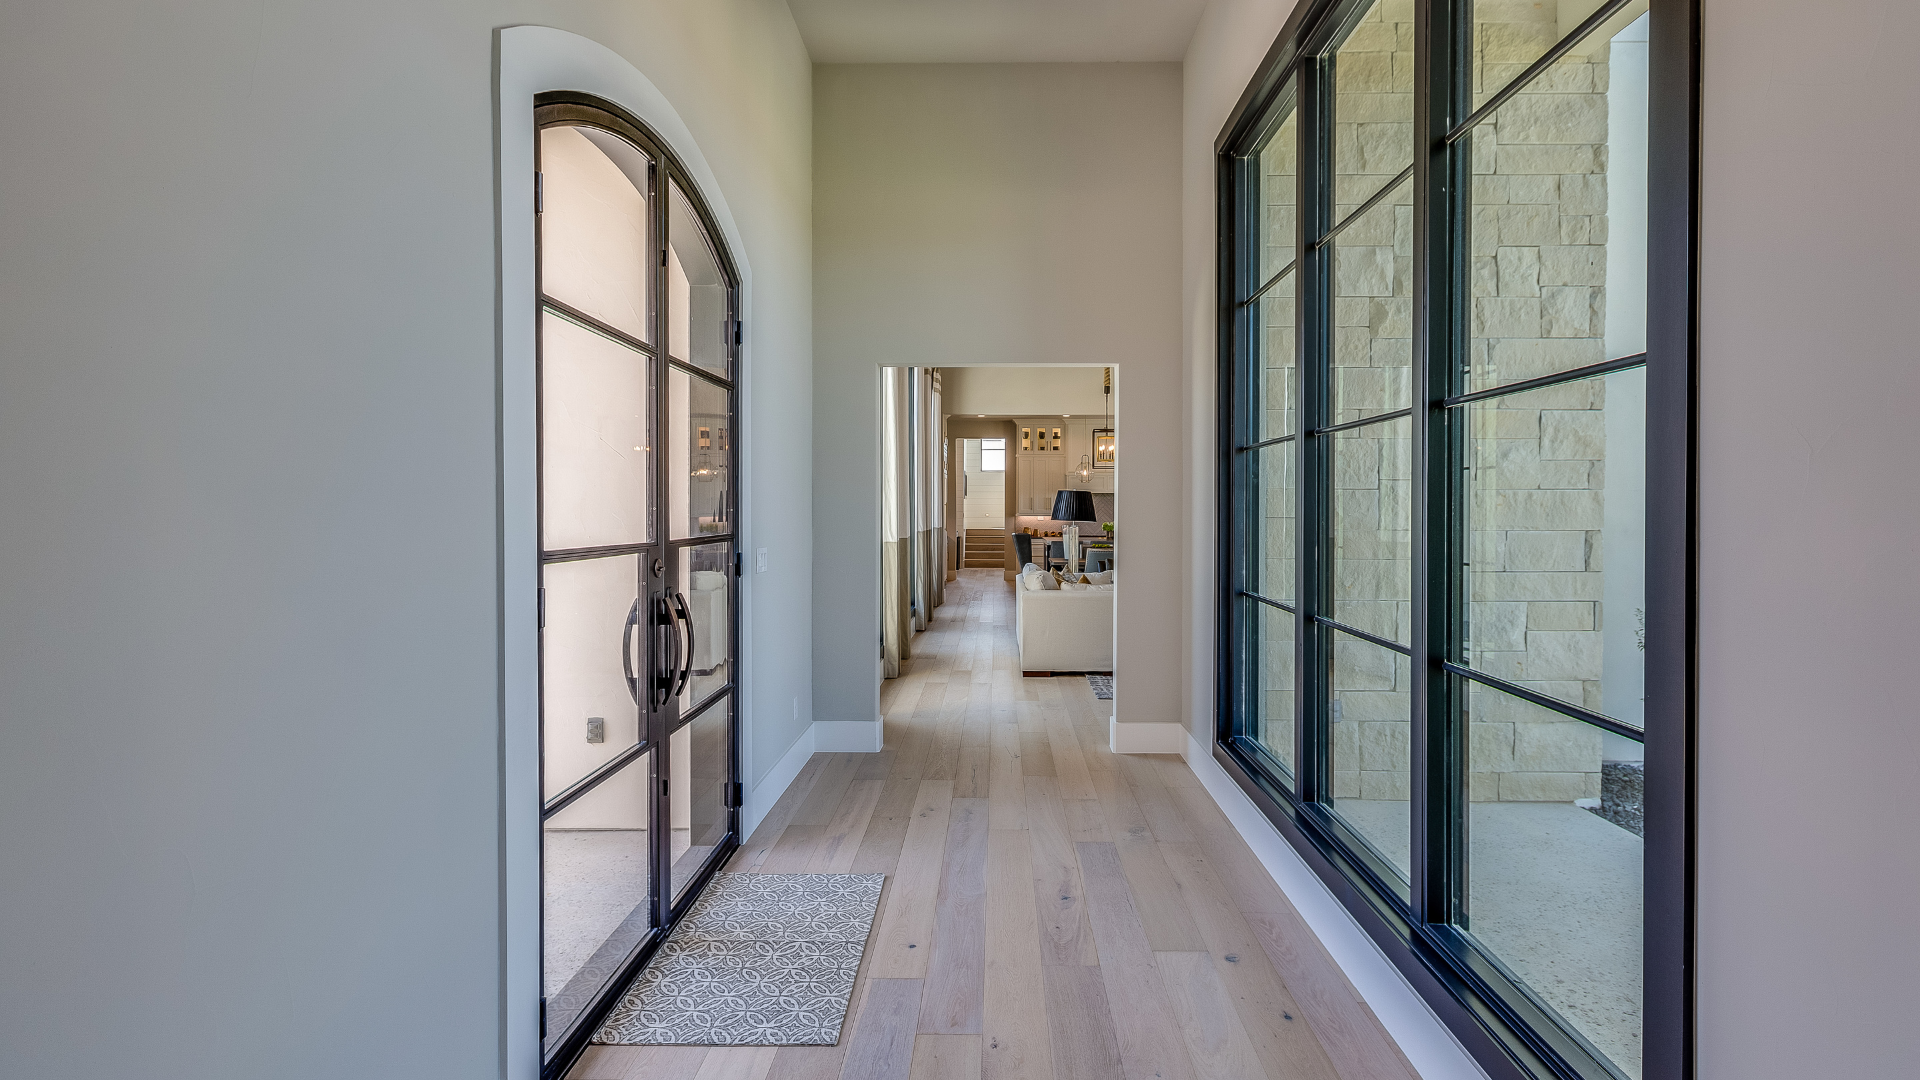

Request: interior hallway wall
left=1694, top=0, right=1920, bottom=1074
left=813, top=62, right=1182, bottom=728
left=0, top=3, right=812, bottom=1078
left=1183, top=0, right=1920, bottom=1076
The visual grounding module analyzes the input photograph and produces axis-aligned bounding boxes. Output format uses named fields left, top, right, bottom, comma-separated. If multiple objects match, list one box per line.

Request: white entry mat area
left=592, top=873, right=885, bottom=1046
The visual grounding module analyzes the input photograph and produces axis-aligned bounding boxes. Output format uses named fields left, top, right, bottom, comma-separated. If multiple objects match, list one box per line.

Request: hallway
left=569, top=569, right=1418, bottom=1080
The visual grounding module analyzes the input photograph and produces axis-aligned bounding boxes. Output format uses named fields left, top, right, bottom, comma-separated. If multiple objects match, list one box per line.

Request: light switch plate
left=586, top=716, right=605, bottom=743
left=757, top=548, right=769, bottom=572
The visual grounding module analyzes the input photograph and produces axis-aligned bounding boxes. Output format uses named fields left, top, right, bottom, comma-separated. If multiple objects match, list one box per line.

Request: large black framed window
left=1215, top=3, right=1695, bottom=1080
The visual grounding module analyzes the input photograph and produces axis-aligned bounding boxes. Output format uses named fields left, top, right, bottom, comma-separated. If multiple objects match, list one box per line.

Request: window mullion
left=1295, top=52, right=1336, bottom=807
left=1410, top=0, right=1471, bottom=929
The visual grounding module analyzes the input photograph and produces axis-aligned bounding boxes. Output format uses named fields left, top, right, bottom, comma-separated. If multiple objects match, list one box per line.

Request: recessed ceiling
left=788, top=0, right=1210, bottom=63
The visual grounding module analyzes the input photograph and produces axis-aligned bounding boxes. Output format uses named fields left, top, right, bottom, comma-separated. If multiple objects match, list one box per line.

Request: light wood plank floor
left=570, top=570, right=1421, bottom=1080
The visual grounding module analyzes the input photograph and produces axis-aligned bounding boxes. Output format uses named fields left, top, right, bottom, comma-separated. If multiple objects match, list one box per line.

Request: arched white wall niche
left=495, top=26, right=754, bottom=1080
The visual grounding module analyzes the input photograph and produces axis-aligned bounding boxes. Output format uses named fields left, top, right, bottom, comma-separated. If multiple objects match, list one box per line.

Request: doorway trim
left=497, top=26, right=754, bottom=1080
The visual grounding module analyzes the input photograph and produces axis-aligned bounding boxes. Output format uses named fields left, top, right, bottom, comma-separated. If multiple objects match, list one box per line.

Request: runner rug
left=591, top=872, right=885, bottom=1046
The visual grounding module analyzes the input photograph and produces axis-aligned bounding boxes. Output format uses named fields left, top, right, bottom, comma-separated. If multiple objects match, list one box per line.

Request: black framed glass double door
left=533, top=96, right=741, bottom=1070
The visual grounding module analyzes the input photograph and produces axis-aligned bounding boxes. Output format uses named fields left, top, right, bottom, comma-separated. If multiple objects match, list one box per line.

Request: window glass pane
left=1464, top=367, right=1644, bottom=725
left=1328, top=629, right=1411, bottom=890
left=673, top=542, right=733, bottom=715
left=1468, top=8, right=1649, bottom=391
left=544, top=750, right=653, bottom=1045
left=540, top=314, right=651, bottom=550
left=1255, top=274, right=1298, bottom=442
left=670, top=699, right=732, bottom=902
left=981, top=439, right=1006, bottom=471
left=1254, top=444, right=1295, bottom=603
left=541, top=554, right=643, bottom=798
left=1332, top=416, right=1411, bottom=643
left=667, top=181, right=730, bottom=378
left=540, top=125, right=651, bottom=342
left=1332, top=178, right=1413, bottom=422
left=1473, top=0, right=1649, bottom=111
left=668, top=367, right=733, bottom=540
left=1258, top=97, right=1299, bottom=289
left=1252, top=601, right=1296, bottom=782
left=1334, top=0, right=1415, bottom=209
left=1465, top=680, right=1641, bottom=1077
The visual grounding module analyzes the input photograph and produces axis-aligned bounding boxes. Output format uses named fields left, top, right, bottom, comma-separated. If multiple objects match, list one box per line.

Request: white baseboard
left=743, top=718, right=885, bottom=837
left=743, top=723, right=814, bottom=838
left=1109, top=717, right=1187, bottom=754
left=814, top=718, right=885, bottom=752
left=1182, top=732, right=1490, bottom=1080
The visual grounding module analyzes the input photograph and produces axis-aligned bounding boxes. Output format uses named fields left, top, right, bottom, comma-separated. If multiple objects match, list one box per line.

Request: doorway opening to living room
left=879, top=365, right=1119, bottom=724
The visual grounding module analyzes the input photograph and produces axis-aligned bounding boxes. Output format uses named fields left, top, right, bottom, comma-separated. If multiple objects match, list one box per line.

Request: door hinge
left=724, top=781, right=744, bottom=809
left=734, top=319, right=743, bottom=345
left=735, top=551, right=744, bottom=577
left=539, top=997, right=547, bottom=1038
left=538, top=587, right=545, bottom=629
left=535, top=172, right=543, bottom=214
left=661, top=247, right=668, bottom=267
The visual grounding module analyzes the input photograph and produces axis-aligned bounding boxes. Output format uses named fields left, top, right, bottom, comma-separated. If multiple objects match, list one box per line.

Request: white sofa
left=1014, top=569, right=1114, bottom=673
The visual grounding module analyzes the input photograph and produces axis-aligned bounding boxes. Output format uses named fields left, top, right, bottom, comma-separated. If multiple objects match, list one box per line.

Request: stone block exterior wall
left=1250, top=0, right=1627, bottom=804
left=1465, top=1, right=1617, bottom=802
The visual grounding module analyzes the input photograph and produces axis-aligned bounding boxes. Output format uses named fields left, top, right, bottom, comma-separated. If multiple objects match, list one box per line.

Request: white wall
left=813, top=62, right=1183, bottom=728
left=1695, top=0, right=1920, bottom=1074
left=0, top=3, right=812, bottom=1078
left=942, top=364, right=1111, bottom=416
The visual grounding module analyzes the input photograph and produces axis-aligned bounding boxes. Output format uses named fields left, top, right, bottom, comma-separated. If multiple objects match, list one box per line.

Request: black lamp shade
left=1051, top=489, right=1098, bottom=522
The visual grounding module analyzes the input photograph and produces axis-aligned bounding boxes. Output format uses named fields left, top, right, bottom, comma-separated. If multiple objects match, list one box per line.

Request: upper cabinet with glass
left=540, top=125, right=653, bottom=343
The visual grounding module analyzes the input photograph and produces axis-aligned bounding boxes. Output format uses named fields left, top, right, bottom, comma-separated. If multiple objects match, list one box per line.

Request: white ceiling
left=788, top=0, right=1211, bottom=63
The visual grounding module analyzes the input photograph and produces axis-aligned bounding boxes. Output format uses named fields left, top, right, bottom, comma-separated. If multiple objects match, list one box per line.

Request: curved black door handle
left=654, top=593, right=680, bottom=709
left=621, top=598, right=642, bottom=705
left=670, top=589, right=695, bottom=699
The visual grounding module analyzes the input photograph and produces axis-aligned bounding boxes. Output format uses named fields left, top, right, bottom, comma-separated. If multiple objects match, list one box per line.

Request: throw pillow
left=1085, top=569, right=1115, bottom=585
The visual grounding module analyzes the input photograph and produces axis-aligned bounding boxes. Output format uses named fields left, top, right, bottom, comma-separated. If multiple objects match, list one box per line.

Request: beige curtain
left=881, top=367, right=912, bottom=678
left=884, top=367, right=949, bottom=678
left=929, top=374, right=946, bottom=609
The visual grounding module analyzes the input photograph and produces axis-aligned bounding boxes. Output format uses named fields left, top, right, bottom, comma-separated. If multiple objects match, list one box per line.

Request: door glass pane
left=1334, top=0, right=1415, bottom=209
left=1328, top=629, right=1411, bottom=890
left=1255, top=276, right=1298, bottom=442
left=1472, top=0, right=1648, bottom=111
left=668, top=367, right=733, bottom=539
left=1468, top=9, right=1648, bottom=392
left=667, top=181, right=729, bottom=377
left=673, top=542, right=733, bottom=714
left=1465, top=681, right=1641, bottom=1077
left=1255, top=444, right=1295, bottom=602
left=541, top=554, right=643, bottom=798
left=1253, top=600, right=1296, bottom=782
left=544, top=750, right=654, bottom=1047
left=539, top=124, right=651, bottom=342
left=670, top=699, right=732, bottom=902
left=1332, top=178, right=1412, bottom=423
left=1332, top=416, right=1411, bottom=643
left=541, top=314, right=652, bottom=550
left=1258, top=97, right=1299, bottom=289
left=1464, top=367, right=1643, bottom=725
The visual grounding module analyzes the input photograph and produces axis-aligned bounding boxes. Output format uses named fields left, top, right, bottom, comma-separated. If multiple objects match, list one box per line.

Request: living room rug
left=1088, top=674, right=1114, bottom=699
left=591, top=873, right=884, bottom=1046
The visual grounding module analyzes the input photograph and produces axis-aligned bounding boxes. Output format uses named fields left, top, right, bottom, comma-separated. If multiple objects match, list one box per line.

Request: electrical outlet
left=757, top=547, right=769, bottom=573
left=586, top=717, right=605, bottom=743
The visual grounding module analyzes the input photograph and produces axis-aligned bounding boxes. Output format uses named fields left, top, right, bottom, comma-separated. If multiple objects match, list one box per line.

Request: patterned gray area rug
left=1088, top=674, right=1114, bottom=699
left=592, top=873, right=884, bottom=1046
